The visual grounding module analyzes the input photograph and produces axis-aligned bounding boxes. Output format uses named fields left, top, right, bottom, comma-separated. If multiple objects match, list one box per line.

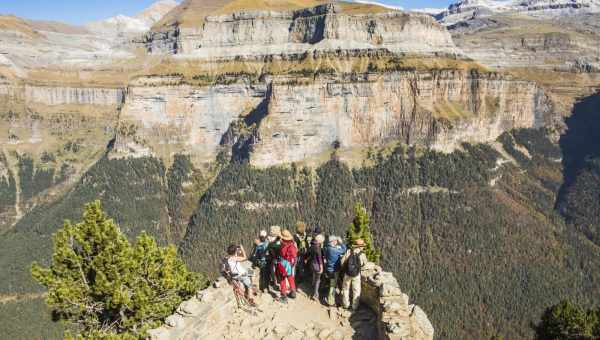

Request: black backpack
left=345, top=251, right=361, bottom=277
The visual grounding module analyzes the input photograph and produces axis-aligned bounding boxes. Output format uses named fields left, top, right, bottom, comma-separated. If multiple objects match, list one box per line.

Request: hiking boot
left=279, top=296, right=288, bottom=304
left=288, top=291, right=297, bottom=299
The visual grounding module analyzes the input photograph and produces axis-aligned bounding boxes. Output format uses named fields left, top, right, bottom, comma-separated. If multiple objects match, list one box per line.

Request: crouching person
left=341, top=239, right=367, bottom=311
left=224, top=244, right=256, bottom=302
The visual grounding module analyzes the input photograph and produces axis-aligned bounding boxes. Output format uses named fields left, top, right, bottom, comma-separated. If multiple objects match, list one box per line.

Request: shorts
left=235, top=274, right=253, bottom=289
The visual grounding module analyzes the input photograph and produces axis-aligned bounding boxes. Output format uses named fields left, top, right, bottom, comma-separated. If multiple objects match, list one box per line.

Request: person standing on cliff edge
left=277, top=230, right=298, bottom=303
left=341, top=239, right=367, bottom=311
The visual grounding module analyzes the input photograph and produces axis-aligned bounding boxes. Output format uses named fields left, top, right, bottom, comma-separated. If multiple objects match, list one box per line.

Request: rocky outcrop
left=24, top=85, right=124, bottom=106
left=118, top=69, right=550, bottom=166
left=250, top=70, right=548, bottom=167
left=361, top=262, right=434, bottom=340
left=143, top=3, right=458, bottom=57
left=149, top=261, right=433, bottom=340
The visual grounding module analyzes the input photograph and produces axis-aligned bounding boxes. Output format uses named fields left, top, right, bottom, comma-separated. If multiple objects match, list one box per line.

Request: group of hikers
left=223, top=222, right=368, bottom=310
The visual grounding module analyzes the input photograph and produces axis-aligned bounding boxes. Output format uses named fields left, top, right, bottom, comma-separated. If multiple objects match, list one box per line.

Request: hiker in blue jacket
left=324, top=235, right=347, bottom=306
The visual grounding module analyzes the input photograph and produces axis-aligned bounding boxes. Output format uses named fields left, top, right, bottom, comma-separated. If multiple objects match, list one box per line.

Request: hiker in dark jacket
left=324, top=235, right=347, bottom=306
left=293, top=221, right=311, bottom=283
left=308, top=234, right=325, bottom=301
left=267, top=226, right=282, bottom=291
left=341, top=239, right=368, bottom=310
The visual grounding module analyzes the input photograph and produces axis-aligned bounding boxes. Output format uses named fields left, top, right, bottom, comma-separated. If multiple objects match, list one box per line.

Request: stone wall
left=360, top=262, right=434, bottom=340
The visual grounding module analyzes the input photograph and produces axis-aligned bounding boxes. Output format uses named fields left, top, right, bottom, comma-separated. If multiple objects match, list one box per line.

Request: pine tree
left=535, top=300, right=599, bottom=340
left=346, top=202, right=381, bottom=263
left=31, top=201, right=203, bottom=339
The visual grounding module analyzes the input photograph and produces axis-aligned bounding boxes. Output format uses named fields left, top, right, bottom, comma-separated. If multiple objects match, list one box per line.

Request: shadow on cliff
left=556, top=90, right=600, bottom=213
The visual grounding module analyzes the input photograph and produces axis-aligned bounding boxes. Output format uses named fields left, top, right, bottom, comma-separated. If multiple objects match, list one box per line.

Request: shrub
left=31, top=201, right=203, bottom=339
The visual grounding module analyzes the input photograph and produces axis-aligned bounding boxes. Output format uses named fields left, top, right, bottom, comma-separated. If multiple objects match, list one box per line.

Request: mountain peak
left=86, top=0, right=179, bottom=36
left=439, top=0, right=600, bottom=23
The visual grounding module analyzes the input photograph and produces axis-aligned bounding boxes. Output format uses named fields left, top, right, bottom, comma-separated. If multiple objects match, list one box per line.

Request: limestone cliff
left=143, top=3, right=458, bottom=57
left=118, top=67, right=550, bottom=167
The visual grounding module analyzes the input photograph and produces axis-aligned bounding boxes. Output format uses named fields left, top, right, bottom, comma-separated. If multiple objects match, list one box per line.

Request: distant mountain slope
left=438, top=0, right=600, bottom=24
left=86, top=0, right=178, bottom=36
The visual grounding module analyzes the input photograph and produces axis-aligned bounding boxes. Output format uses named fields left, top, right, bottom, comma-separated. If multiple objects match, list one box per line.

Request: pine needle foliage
left=346, top=202, right=381, bottom=263
left=31, top=201, right=202, bottom=339
left=535, top=300, right=600, bottom=340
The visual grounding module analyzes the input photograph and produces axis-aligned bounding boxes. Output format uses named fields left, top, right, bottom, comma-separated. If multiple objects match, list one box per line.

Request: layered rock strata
left=119, top=70, right=549, bottom=167
left=143, top=3, right=457, bottom=57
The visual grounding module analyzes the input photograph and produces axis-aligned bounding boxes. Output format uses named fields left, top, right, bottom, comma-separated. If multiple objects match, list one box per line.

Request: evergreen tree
left=31, top=201, right=203, bottom=339
left=535, top=300, right=599, bottom=340
left=346, top=202, right=381, bottom=263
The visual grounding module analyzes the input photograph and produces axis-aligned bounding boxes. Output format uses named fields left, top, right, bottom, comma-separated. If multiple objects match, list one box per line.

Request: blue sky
left=0, top=0, right=453, bottom=25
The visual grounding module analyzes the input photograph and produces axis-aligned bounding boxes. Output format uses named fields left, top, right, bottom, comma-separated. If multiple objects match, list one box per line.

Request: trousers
left=311, top=271, right=322, bottom=299
left=326, top=272, right=339, bottom=306
left=280, top=275, right=296, bottom=296
left=342, top=274, right=361, bottom=310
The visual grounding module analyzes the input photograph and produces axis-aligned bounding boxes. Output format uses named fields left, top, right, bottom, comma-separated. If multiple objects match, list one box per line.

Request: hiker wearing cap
left=293, top=221, right=311, bottom=283
left=341, top=239, right=368, bottom=310
left=276, top=229, right=298, bottom=303
left=267, top=226, right=282, bottom=290
left=308, top=233, right=325, bottom=301
left=324, top=235, right=347, bottom=306
left=250, top=230, right=270, bottom=293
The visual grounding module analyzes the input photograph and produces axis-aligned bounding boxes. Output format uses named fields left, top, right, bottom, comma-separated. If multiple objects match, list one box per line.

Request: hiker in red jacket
left=277, top=229, right=298, bottom=303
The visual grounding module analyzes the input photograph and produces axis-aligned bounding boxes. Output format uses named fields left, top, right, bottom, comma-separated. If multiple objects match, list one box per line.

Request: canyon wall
left=144, top=3, right=457, bottom=57
left=119, top=70, right=549, bottom=167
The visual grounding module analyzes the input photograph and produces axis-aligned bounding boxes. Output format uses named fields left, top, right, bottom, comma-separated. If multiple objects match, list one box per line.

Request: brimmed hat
left=281, top=229, right=294, bottom=241
left=270, top=225, right=282, bottom=238
left=353, top=239, right=366, bottom=248
left=296, top=221, right=306, bottom=233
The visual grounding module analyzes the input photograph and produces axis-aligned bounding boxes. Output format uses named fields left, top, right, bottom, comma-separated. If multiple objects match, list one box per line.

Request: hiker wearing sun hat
left=341, top=239, right=368, bottom=310
left=276, top=229, right=298, bottom=303
left=266, top=226, right=282, bottom=291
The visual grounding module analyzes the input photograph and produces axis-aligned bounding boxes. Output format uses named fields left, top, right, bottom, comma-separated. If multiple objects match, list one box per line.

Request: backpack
left=220, top=257, right=232, bottom=279
left=251, top=242, right=268, bottom=268
left=344, top=251, right=361, bottom=277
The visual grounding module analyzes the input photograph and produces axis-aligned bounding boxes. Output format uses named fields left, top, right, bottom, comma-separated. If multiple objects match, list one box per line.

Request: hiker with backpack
left=222, top=244, right=256, bottom=303
left=324, top=235, right=347, bottom=306
left=293, top=221, right=311, bottom=283
left=267, top=226, right=283, bottom=291
left=277, top=230, right=298, bottom=303
left=308, top=233, right=325, bottom=301
left=250, top=230, right=270, bottom=293
left=341, top=239, right=368, bottom=310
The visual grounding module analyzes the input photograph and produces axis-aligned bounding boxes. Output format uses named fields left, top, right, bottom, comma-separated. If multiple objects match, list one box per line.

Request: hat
left=281, top=229, right=294, bottom=241
left=259, top=230, right=267, bottom=238
left=329, top=235, right=339, bottom=244
left=353, top=239, right=366, bottom=248
left=315, top=234, right=325, bottom=244
left=270, top=225, right=282, bottom=238
left=296, top=221, right=306, bottom=234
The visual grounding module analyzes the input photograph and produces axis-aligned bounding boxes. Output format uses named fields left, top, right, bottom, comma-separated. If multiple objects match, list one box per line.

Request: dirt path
left=202, top=285, right=378, bottom=340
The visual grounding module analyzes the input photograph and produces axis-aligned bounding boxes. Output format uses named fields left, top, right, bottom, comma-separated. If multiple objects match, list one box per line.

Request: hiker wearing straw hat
left=276, top=229, right=298, bottom=303
left=341, top=239, right=368, bottom=310
left=266, top=226, right=282, bottom=291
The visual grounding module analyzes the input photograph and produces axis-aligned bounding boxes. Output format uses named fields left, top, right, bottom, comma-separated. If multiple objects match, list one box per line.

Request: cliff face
left=119, top=69, right=550, bottom=167
left=143, top=3, right=457, bottom=56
